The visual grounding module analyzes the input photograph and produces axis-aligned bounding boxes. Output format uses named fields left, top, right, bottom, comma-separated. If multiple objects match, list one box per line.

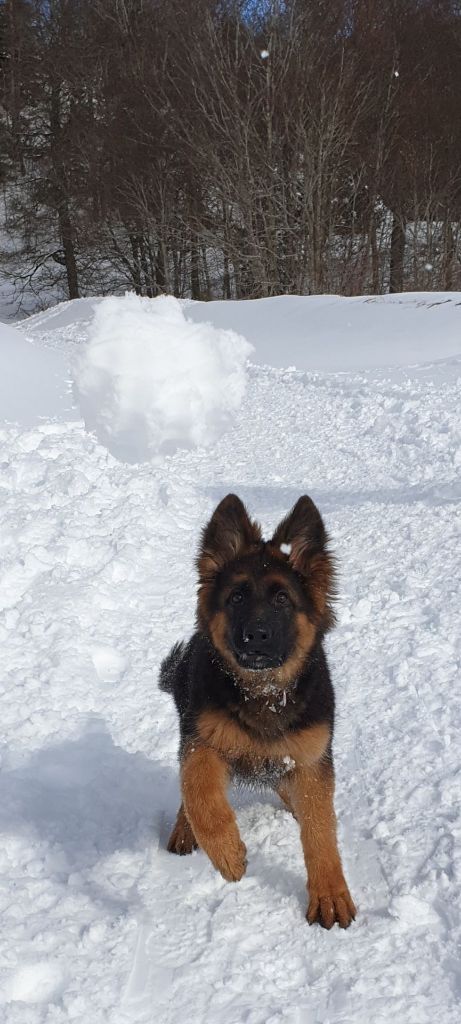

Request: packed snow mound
left=0, top=320, right=77, bottom=426
left=17, top=296, right=100, bottom=348
left=73, top=294, right=253, bottom=463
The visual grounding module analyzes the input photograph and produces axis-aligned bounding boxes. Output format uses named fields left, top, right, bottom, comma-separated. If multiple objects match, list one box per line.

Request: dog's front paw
left=307, top=884, right=356, bottom=929
left=208, top=832, right=247, bottom=882
left=167, top=807, right=198, bottom=856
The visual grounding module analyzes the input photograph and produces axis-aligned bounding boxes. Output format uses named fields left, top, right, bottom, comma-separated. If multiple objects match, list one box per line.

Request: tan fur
left=197, top=507, right=261, bottom=581
left=276, top=780, right=295, bottom=816
left=281, top=763, right=356, bottom=929
left=208, top=609, right=316, bottom=689
left=168, top=494, right=354, bottom=925
left=307, top=552, right=337, bottom=628
left=182, top=713, right=354, bottom=926
left=180, top=744, right=247, bottom=882
left=269, top=542, right=336, bottom=629
left=197, top=709, right=330, bottom=768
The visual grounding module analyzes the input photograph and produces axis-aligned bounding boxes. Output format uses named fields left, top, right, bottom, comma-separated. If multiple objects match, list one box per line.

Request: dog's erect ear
left=271, top=496, right=335, bottom=628
left=197, top=494, right=261, bottom=580
left=271, top=496, right=327, bottom=571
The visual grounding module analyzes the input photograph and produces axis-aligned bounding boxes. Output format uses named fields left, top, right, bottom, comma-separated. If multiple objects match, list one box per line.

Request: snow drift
left=0, top=321, right=76, bottom=426
left=185, top=292, right=461, bottom=370
left=73, top=294, right=253, bottom=463
left=17, top=291, right=461, bottom=373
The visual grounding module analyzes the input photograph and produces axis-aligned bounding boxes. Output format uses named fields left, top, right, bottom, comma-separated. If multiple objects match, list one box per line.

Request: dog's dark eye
left=275, top=590, right=289, bottom=606
left=230, top=590, right=244, bottom=605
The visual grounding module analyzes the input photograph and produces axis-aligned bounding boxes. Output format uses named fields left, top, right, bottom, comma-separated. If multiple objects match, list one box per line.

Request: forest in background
left=1, top=0, right=461, bottom=310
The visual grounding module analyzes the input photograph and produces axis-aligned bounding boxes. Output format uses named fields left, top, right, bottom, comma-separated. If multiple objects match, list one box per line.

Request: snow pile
left=74, top=294, right=253, bottom=462
left=0, top=321, right=76, bottom=426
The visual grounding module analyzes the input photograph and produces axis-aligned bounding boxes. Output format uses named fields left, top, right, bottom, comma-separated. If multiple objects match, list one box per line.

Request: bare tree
left=1, top=0, right=461, bottom=309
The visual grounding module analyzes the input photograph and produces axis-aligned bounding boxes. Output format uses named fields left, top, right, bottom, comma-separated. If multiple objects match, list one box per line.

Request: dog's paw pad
left=307, top=889, right=356, bottom=929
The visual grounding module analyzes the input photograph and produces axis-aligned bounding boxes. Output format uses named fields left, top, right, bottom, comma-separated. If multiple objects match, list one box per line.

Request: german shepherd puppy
left=160, top=494, right=356, bottom=928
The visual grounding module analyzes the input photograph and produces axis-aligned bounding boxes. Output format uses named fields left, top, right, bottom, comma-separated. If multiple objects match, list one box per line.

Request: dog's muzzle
left=232, top=620, right=285, bottom=670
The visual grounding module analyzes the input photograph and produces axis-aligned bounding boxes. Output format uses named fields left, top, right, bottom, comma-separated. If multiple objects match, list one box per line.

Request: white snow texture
left=0, top=291, right=460, bottom=1024
left=74, top=294, right=253, bottom=462
left=0, top=321, right=76, bottom=426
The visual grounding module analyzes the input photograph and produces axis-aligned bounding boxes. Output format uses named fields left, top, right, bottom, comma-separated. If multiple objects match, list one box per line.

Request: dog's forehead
left=226, top=545, right=295, bottom=590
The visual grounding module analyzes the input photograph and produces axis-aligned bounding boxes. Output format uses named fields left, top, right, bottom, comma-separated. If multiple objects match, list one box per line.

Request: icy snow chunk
left=73, top=294, right=253, bottom=463
left=280, top=542, right=292, bottom=555
left=2, top=961, right=66, bottom=1004
left=91, top=644, right=126, bottom=683
left=389, top=894, right=441, bottom=928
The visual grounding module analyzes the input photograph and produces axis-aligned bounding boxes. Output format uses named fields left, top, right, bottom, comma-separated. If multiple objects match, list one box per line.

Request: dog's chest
left=233, top=692, right=298, bottom=738
left=230, top=753, right=296, bottom=789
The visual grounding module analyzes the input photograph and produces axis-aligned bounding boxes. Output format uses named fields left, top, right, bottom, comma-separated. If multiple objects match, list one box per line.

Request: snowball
left=73, top=294, right=253, bottom=463
left=260, top=49, right=270, bottom=59
left=280, top=542, right=292, bottom=555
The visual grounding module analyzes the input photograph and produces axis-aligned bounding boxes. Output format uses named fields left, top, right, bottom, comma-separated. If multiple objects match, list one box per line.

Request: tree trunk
left=443, top=218, right=455, bottom=290
left=50, top=82, right=79, bottom=299
left=190, top=238, right=201, bottom=299
left=138, top=235, right=153, bottom=296
left=223, top=252, right=231, bottom=299
left=369, top=208, right=380, bottom=294
left=58, top=204, right=79, bottom=299
left=389, top=211, right=406, bottom=293
left=155, top=242, right=166, bottom=294
left=222, top=202, right=231, bottom=299
left=129, top=235, right=142, bottom=294
left=201, top=246, right=211, bottom=300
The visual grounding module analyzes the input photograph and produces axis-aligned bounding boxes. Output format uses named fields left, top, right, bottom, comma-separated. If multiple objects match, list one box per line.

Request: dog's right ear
left=197, top=494, right=261, bottom=580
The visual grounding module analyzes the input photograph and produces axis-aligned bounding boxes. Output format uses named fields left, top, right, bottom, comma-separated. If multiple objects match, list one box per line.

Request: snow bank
left=185, top=292, right=461, bottom=370
left=0, top=320, right=76, bottom=426
left=20, top=291, right=461, bottom=372
left=73, top=294, right=253, bottom=463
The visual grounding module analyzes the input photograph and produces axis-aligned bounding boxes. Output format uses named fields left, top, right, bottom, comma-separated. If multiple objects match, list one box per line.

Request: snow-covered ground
left=0, top=293, right=460, bottom=1023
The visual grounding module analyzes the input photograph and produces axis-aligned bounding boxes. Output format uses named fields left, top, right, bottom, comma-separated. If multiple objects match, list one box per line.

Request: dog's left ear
left=197, top=493, right=261, bottom=580
left=271, top=496, right=335, bottom=627
left=271, top=496, right=327, bottom=569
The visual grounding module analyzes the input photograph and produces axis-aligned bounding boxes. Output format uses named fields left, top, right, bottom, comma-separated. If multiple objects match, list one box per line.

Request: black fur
left=160, top=493, right=337, bottom=787
left=159, top=497, right=356, bottom=928
left=160, top=631, right=335, bottom=780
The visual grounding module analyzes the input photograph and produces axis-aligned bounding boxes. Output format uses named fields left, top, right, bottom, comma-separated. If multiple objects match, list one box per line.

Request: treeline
left=1, top=0, right=461, bottom=307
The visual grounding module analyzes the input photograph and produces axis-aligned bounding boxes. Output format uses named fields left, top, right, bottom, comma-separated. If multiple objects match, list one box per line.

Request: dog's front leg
left=181, top=744, right=247, bottom=882
left=287, top=763, right=356, bottom=928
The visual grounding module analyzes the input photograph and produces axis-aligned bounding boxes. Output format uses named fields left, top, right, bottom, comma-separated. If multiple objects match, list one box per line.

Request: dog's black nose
left=243, top=623, right=273, bottom=645
left=234, top=618, right=283, bottom=669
